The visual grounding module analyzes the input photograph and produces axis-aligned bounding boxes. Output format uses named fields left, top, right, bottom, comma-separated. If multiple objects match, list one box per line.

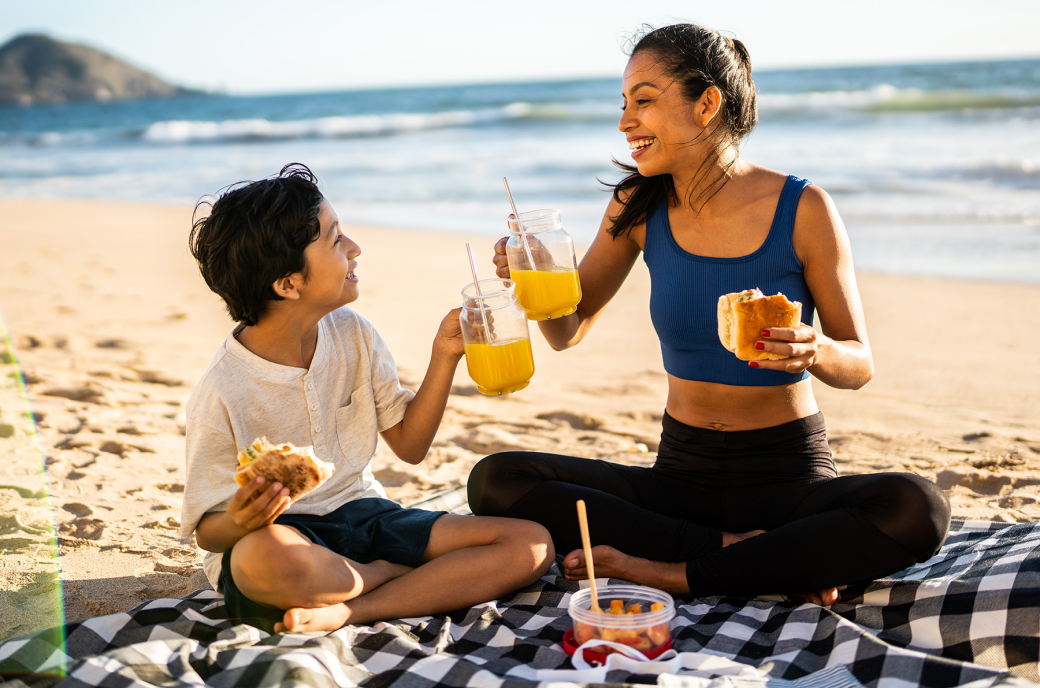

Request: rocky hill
left=0, top=33, right=197, bottom=106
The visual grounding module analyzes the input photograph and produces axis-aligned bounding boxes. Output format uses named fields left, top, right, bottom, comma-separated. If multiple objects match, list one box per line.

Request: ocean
left=1, top=58, right=1038, bottom=283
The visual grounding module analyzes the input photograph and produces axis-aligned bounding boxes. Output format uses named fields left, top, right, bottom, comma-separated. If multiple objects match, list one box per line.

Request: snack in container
left=565, top=584, right=675, bottom=661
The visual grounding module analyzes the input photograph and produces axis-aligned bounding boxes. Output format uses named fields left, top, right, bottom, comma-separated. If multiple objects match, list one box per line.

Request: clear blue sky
left=4, top=0, right=1039, bottom=94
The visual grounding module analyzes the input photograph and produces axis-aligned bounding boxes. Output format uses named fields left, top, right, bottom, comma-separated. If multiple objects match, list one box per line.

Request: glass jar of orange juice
left=505, top=209, right=582, bottom=320
left=459, top=279, right=535, bottom=396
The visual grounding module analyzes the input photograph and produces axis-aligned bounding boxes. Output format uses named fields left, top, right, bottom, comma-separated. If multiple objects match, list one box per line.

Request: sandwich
left=717, top=289, right=803, bottom=361
left=234, top=437, right=335, bottom=500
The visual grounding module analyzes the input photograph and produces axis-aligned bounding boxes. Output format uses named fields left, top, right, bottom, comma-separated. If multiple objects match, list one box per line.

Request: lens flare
left=0, top=311, right=66, bottom=677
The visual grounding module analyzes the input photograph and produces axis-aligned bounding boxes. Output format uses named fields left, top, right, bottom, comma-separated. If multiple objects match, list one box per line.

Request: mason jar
left=505, top=209, right=582, bottom=320
left=459, top=278, right=535, bottom=396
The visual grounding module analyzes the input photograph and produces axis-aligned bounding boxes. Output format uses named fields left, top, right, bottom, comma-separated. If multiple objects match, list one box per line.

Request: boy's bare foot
left=790, top=588, right=840, bottom=606
left=271, top=560, right=411, bottom=634
left=275, top=603, right=350, bottom=633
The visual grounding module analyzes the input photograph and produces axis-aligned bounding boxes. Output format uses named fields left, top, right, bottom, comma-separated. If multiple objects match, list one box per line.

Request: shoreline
left=1, top=197, right=1038, bottom=640
left=3, top=196, right=1037, bottom=286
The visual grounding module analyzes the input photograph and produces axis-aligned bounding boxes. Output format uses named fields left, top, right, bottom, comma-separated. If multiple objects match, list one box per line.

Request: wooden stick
left=576, top=499, right=600, bottom=612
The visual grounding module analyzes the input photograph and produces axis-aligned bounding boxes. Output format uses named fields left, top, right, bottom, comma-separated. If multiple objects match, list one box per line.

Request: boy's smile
left=300, top=200, right=362, bottom=309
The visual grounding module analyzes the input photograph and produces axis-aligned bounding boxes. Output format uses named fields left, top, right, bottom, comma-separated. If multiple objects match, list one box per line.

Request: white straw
left=465, top=242, right=494, bottom=344
left=502, top=177, right=536, bottom=268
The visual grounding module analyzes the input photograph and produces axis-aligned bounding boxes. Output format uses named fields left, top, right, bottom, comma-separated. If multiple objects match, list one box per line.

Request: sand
left=1, top=197, right=1038, bottom=642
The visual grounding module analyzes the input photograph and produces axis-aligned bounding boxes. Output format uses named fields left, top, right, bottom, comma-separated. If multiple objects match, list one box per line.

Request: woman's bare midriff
left=665, top=376, right=819, bottom=431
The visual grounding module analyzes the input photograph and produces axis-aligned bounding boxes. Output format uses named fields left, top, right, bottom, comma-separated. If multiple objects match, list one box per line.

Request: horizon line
left=210, top=53, right=1040, bottom=98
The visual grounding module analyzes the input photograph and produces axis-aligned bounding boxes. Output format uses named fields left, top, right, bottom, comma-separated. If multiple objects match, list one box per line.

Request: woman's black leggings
left=467, top=412, right=951, bottom=597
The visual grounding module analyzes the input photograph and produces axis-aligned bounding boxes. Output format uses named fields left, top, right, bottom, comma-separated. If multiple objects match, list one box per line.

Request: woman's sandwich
left=717, top=289, right=803, bottom=361
left=234, top=437, right=335, bottom=500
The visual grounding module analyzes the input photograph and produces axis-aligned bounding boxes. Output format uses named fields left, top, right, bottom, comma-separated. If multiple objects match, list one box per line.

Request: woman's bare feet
left=563, top=545, right=633, bottom=581
left=790, top=588, right=840, bottom=606
left=721, top=529, right=766, bottom=547
left=562, top=532, right=766, bottom=579
left=563, top=545, right=692, bottom=595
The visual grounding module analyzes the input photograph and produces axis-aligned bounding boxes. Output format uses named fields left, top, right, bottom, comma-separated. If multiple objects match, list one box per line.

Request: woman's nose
left=618, top=107, right=635, bottom=133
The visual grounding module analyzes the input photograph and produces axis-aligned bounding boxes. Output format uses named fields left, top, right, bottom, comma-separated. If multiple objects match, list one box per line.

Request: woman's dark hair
left=189, top=163, right=324, bottom=325
left=608, top=24, right=758, bottom=238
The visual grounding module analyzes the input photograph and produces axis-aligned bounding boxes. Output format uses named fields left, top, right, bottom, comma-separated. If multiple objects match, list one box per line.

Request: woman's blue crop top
left=643, top=175, right=815, bottom=386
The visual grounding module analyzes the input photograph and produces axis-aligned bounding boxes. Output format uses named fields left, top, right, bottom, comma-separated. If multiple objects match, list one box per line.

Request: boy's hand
left=228, top=476, right=290, bottom=533
left=434, top=308, right=464, bottom=360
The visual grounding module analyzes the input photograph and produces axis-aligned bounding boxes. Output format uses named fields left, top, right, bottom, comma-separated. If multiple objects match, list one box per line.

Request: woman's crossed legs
left=467, top=451, right=950, bottom=603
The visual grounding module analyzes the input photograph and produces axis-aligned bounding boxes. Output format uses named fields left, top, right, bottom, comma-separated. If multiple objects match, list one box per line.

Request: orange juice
left=510, top=268, right=581, bottom=320
left=464, top=338, right=535, bottom=396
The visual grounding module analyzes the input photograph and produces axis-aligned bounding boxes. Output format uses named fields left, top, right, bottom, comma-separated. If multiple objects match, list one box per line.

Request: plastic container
left=505, top=209, right=582, bottom=321
left=566, top=584, right=675, bottom=659
left=459, top=278, right=535, bottom=396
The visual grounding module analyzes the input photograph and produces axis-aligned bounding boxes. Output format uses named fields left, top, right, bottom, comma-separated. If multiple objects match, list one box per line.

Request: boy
left=180, top=164, right=553, bottom=634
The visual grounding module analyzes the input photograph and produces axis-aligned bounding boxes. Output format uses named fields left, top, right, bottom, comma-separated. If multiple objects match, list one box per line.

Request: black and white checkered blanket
left=2, top=519, right=1038, bottom=688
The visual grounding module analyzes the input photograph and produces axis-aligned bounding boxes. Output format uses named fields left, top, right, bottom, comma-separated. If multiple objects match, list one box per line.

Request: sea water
left=1, top=58, right=1038, bottom=283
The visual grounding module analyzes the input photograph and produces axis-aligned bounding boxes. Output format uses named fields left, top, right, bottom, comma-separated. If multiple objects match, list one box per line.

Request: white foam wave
left=759, top=84, right=1040, bottom=113
left=136, top=100, right=631, bottom=144
left=141, top=103, right=540, bottom=143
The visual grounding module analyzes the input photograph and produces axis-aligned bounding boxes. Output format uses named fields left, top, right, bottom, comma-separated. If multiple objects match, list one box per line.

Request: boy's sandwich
left=717, top=289, right=803, bottom=361
left=234, top=437, right=335, bottom=500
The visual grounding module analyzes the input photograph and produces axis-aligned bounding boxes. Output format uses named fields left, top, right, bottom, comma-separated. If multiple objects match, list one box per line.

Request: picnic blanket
left=2, top=519, right=1038, bottom=688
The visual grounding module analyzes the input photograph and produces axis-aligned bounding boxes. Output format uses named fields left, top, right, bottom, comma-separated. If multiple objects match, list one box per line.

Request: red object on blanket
left=561, top=628, right=673, bottom=665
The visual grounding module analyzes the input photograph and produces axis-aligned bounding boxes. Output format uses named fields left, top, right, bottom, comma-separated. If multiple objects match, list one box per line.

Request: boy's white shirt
left=179, top=307, right=415, bottom=587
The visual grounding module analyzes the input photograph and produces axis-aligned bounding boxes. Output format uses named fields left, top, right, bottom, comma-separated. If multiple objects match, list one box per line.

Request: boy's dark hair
left=189, top=163, right=324, bottom=326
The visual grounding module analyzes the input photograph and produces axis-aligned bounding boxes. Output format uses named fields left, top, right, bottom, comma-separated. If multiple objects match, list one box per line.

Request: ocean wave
left=138, top=101, right=626, bottom=144
left=759, top=84, right=1040, bottom=114
left=0, top=129, right=108, bottom=147
left=134, top=89, right=1040, bottom=145
left=143, top=102, right=533, bottom=143
left=934, top=159, right=1040, bottom=189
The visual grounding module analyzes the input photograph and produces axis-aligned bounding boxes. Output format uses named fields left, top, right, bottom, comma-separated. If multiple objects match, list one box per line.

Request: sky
left=2, top=0, right=1040, bottom=94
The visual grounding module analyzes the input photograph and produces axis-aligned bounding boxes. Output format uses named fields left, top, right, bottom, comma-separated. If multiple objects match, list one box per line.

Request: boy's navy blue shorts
left=218, top=497, right=446, bottom=631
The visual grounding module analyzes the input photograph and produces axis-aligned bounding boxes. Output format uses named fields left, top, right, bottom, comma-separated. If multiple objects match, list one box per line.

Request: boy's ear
left=272, top=273, right=304, bottom=300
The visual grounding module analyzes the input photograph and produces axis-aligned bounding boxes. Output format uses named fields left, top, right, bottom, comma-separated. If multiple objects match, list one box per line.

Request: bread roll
left=234, top=437, right=335, bottom=500
left=717, top=289, right=802, bottom=361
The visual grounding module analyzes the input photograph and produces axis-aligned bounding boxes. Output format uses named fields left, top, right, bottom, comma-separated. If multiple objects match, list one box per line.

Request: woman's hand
left=228, top=476, right=290, bottom=533
left=492, top=237, right=510, bottom=279
left=749, top=325, right=831, bottom=375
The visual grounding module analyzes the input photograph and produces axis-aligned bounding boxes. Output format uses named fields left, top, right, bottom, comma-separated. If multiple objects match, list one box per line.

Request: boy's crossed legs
left=230, top=514, right=554, bottom=633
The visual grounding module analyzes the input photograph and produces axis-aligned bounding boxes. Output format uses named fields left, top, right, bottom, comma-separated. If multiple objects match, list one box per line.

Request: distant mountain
left=0, top=33, right=199, bottom=106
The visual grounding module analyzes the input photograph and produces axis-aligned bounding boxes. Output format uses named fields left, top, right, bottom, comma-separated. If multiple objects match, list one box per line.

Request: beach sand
left=1, top=198, right=1038, bottom=641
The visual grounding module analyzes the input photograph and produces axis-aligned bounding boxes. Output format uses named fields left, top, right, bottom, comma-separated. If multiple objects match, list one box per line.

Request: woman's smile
left=628, top=136, right=656, bottom=158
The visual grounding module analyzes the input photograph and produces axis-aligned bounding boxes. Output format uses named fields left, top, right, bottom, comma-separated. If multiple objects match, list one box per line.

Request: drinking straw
left=502, top=177, right=537, bottom=268
left=465, top=242, right=494, bottom=344
left=576, top=499, right=601, bottom=612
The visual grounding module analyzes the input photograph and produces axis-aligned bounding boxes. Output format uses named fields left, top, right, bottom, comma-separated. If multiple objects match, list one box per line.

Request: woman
left=467, top=24, right=950, bottom=605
